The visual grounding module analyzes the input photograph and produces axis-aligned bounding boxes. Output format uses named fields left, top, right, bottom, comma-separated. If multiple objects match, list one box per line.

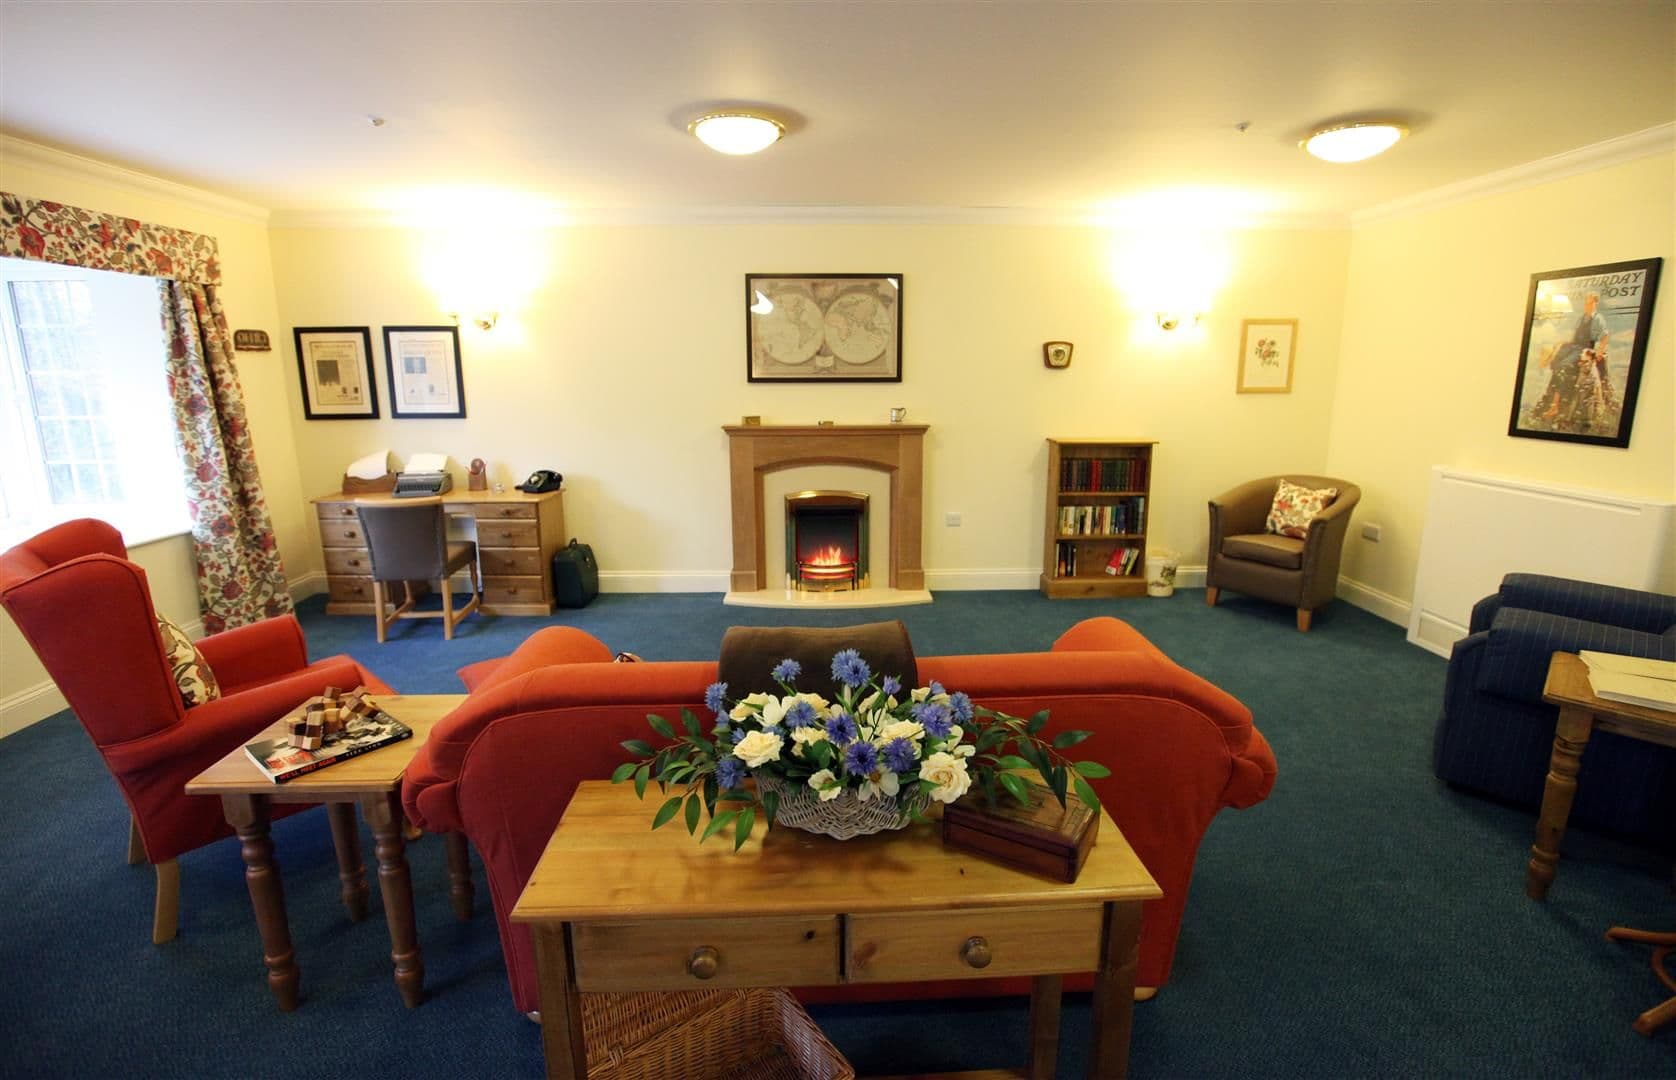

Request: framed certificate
left=293, top=327, right=377, bottom=420
left=382, top=325, right=465, bottom=418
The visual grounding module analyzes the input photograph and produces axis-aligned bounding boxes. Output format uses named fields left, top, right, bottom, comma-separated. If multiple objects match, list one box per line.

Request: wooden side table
left=1527, top=653, right=1676, bottom=901
left=186, top=693, right=472, bottom=1011
left=512, top=781, right=1162, bottom=1080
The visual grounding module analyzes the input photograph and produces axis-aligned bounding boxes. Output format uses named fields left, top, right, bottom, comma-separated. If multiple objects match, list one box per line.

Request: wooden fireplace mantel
left=724, top=424, right=927, bottom=592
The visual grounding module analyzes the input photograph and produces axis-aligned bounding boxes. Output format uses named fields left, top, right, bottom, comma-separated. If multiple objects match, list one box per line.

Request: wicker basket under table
left=583, top=988, right=854, bottom=1080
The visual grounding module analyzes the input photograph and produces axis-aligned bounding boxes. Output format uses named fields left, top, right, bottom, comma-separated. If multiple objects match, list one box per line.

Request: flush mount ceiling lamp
left=1301, top=121, right=1408, bottom=163
left=689, top=112, right=786, bottom=155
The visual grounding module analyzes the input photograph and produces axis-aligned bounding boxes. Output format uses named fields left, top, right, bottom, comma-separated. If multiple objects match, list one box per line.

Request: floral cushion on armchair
left=1265, top=478, right=1339, bottom=539
left=157, top=614, right=220, bottom=707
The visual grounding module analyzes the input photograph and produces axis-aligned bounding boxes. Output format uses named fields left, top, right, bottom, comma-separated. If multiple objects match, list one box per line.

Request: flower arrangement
left=614, top=648, right=1111, bottom=847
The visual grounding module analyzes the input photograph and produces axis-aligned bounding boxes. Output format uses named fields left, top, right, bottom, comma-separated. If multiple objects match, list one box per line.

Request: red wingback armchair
left=0, top=519, right=392, bottom=943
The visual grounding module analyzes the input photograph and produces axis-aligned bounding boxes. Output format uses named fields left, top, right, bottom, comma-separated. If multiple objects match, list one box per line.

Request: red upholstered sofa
left=402, top=616, right=1276, bottom=1014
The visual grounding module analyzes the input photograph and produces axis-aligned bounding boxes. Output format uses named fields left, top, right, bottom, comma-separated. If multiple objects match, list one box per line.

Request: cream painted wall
left=269, top=223, right=1350, bottom=589
left=0, top=152, right=304, bottom=724
left=1327, top=152, right=1676, bottom=605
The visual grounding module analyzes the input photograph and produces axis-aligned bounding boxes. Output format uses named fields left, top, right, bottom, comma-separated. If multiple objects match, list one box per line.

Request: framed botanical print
left=293, top=327, right=377, bottom=420
left=1507, top=258, right=1662, bottom=448
left=1236, top=319, right=1297, bottom=394
left=746, top=273, right=903, bottom=382
left=382, top=325, right=466, bottom=418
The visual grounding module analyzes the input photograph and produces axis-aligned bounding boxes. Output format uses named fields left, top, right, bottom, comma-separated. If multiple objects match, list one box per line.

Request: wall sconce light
left=1155, top=312, right=1202, bottom=331
left=450, top=311, right=499, bottom=331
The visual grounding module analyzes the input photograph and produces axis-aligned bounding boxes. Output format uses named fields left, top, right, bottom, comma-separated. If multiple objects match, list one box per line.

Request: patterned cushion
left=1265, top=479, right=1339, bottom=539
left=157, top=615, right=220, bottom=708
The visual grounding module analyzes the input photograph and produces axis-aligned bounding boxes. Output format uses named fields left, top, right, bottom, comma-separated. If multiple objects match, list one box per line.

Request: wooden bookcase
left=1040, top=439, right=1155, bottom=598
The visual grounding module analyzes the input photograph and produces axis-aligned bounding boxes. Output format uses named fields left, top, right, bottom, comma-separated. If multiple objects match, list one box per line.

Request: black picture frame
left=382, top=325, right=466, bottom=419
left=746, top=273, right=903, bottom=383
left=1507, top=258, right=1661, bottom=448
left=293, top=326, right=378, bottom=420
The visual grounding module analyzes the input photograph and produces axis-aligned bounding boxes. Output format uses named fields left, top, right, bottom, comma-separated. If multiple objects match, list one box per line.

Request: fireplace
left=785, top=491, right=869, bottom=592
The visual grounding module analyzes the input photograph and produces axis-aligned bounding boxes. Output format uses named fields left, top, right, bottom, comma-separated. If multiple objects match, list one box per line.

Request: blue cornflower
left=882, top=737, right=917, bottom=774
left=783, top=699, right=818, bottom=729
left=759, top=724, right=784, bottom=738
left=831, top=649, right=871, bottom=689
left=949, top=691, right=974, bottom=723
left=881, top=675, right=901, bottom=696
left=825, top=710, right=859, bottom=746
left=843, top=741, right=879, bottom=777
left=704, top=681, right=729, bottom=716
left=914, top=700, right=954, bottom=738
left=928, top=680, right=946, bottom=697
left=771, top=658, right=802, bottom=683
left=716, top=756, right=747, bottom=789
left=731, top=729, right=747, bottom=743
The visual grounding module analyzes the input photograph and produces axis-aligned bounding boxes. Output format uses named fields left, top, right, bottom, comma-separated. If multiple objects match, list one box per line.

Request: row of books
left=1057, top=499, right=1145, bottom=536
left=1054, top=542, right=1143, bottom=577
left=1059, top=456, right=1148, bottom=492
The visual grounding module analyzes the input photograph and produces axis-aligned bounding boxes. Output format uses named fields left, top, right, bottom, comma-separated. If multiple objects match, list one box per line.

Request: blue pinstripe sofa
left=1433, top=573, right=1676, bottom=848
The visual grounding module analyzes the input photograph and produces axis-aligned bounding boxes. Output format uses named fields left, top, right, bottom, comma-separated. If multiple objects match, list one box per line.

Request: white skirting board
left=1406, top=466, right=1676, bottom=658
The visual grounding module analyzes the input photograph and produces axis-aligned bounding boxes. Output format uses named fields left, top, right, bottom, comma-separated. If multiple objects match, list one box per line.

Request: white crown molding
left=1353, top=123, right=1676, bottom=226
left=269, top=204, right=1346, bottom=231
left=0, top=134, right=270, bottom=225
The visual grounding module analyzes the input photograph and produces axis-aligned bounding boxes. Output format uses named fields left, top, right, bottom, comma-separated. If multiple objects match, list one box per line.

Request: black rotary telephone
left=517, top=469, right=563, bottom=493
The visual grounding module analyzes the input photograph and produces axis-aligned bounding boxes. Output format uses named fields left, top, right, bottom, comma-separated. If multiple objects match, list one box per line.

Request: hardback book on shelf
left=244, top=696, right=413, bottom=783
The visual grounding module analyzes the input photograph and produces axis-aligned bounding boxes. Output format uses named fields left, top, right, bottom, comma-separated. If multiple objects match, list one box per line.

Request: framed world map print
left=746, top=273, right=902, bottom=382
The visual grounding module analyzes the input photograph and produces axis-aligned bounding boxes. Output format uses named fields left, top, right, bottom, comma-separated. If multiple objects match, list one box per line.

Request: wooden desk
left=512, top=781, right=1162, bottom=1079
left=1527, top=652, right=1676, bottom=900
left=313, top=488, right=565, bottom=615
left=186, top=694, right=471, bottom=1011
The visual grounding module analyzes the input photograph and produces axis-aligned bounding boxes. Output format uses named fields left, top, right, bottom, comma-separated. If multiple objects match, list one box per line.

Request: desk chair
left=356, top=499, right=481, bottom=642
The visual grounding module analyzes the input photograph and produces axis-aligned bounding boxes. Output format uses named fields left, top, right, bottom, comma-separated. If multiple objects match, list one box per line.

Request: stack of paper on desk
left=1579, top=652, right=1676, bottom=713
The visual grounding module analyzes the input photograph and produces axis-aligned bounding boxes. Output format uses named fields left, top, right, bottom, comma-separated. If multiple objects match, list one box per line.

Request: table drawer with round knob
left=473, top=502, right=537, bottom=521
left=319, top=521, right=367, bottom=548
left=570, top=916, right=840, bottom=991
left=478, top=521, right=539, bottom=549
left=844, top=905, right=1102, bottom=983
left=324, top=547, right=373, bottom=576
left=480, top=548, right=543, bottom=577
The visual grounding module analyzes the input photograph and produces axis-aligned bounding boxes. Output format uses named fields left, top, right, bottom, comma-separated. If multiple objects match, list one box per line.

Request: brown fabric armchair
left=1205, top=475, right=1361, bottom=631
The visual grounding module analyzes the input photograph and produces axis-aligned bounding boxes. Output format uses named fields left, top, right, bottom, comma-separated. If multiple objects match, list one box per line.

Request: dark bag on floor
left=551, top=539, right=599, bottom=609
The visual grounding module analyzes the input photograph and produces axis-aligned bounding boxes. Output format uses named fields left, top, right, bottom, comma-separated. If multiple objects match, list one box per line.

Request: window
left=0, top=256, right=190, bottom=547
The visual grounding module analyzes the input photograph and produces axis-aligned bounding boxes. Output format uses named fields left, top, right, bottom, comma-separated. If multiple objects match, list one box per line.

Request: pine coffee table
left=185, top=693, right=472, bottom=1011
left=511, top=780, right=1163, bottom=1079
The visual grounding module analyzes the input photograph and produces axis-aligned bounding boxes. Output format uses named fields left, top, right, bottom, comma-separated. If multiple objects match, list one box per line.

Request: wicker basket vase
left=587, top=988, right=854, bottom=1080
left=756, top=773, right=927, bottom=841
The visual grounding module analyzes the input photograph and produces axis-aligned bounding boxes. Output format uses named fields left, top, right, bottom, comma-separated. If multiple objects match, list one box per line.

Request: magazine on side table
left=244, top=688, right=413, bottom=783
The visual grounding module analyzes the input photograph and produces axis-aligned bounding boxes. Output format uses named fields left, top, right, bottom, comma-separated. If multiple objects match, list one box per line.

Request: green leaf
left=610, top=761, right=638, bottom=783
left=621, top=739, right=655, bottom=758
left=734, top=806, right=757, bottom=852
left=633, top=763, right=650, bottom=799
left=1052, top=730, right=1093, bottom=749
left=1050, top=765, right=1069, bottom=807
left=998, top=771, right=1030, bottom=805
left=648, top=714, right=676, bottom=739
left=703, top=776, right=718, bottom=815
left=1073, top=760, right=1112, bottom=778
left=993, top=755, right=1032, bottom=771
left=700, top=810, right=737, bottom=844
left=1072, top=773, right=1101, bottom=810
left=681, top=708, right=701, bottom=736
left=684, top=793, right=702, bottom=835
left=762, top=790, right=780, bottom=827
left=1027, top=710, right=1050, bottom=734
left=662, top=762, right=697, bottom=783
left=652, top=795, right=683, bottom=830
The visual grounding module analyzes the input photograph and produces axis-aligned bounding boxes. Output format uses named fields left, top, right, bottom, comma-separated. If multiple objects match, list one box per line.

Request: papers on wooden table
left=1580, top=651, right=1676, bottom=713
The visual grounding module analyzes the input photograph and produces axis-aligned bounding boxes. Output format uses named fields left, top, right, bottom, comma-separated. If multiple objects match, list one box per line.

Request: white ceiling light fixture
left=1301, top=121, right=1408, bottom=163
left=689, top=112, right=785, bottom=155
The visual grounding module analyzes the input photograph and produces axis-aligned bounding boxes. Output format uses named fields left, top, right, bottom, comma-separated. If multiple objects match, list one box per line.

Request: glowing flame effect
left=803, top=544, right=853, bottom=568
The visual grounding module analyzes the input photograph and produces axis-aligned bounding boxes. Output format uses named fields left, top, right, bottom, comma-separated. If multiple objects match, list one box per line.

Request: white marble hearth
left=723, top=586, right=934, bottom=609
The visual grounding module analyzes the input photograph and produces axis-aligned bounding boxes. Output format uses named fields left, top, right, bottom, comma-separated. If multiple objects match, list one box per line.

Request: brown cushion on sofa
left=717, top=620, right=918, bottom=699
left=1222, top=533, right=1305, bottom=570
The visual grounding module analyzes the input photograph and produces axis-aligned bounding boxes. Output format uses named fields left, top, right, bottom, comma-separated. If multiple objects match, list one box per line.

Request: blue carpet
left=2, top=590, right=1673, bottom=1077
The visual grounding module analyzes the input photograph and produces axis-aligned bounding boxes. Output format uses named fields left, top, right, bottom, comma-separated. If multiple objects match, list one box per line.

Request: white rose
left=808, top=769, right=842, bottom=801
left=877, top=719, right=925, bottom=745
left=920, top=751, right=972, bottom=804
left=795, top=692, right=831, bottom=717
left=791, top=725, right=829, bottom=748
left=732, top=730, right=783, bottom=768
left=760, top=695, right=795, bottom=729
left=857, top=690, right=882, bottom=714
left=729, top=692, right=774, bottom=721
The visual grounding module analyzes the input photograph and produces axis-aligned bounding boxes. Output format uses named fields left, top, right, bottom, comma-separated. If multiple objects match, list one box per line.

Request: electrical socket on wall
left=1361, top=522, right=1381, bottom=542
left=945, top=512, right=962, bottom=526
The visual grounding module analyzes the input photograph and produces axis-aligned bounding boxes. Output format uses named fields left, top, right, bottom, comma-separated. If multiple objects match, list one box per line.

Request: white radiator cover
left=1406, top=466, right=1676, bottom=658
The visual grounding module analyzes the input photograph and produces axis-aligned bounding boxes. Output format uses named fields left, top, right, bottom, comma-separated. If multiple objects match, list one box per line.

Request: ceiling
left=2, top=1, right=1672, bottom=224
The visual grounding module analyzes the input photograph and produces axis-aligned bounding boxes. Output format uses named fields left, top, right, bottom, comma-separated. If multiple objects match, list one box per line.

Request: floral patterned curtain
left=1, top=191, right=290, bottom=631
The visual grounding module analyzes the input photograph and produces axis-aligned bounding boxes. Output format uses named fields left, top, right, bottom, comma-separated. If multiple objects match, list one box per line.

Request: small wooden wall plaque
left=941, top=780, right=1099, bottom=883
left=233, top=329, right=271, bottom=351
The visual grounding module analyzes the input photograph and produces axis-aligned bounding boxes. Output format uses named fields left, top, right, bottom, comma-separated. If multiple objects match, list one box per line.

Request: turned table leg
left=362, top=790, right=425, bottom=1007
left=1526, top=705, right=1595, bottom=901
left=221, top=793, right=299, bottom=1011
left=1089, top=900, right=1143, bottom=1079
left=326, top=802, right=369, bottom=922
left=445, top=832, right=474, bottom=921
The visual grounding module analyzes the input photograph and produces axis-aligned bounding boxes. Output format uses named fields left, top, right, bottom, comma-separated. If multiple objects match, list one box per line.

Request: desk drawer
left=478, top=521, right=539, bottom=548
left=327, top=576, right=375, bottom=605
left=324, top=548, right=374, bottom=576
left=481, top=548, right=542, bottom=576
left=317, top=501, right=360, bottom=521
left=320, top=521, right=367, bottom=547
left=482, top=576, right=545, bottom=606
left=572, top=916, right=840, bottom=991
left=845, top=905, right=1102, bottom=983
left=474, top=503, right=537, bottom=521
